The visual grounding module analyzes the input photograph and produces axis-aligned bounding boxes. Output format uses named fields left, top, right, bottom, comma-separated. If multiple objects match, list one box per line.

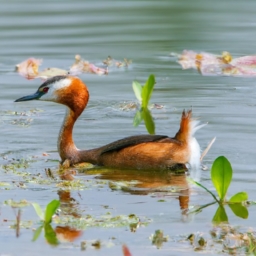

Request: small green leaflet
left=211, top=156, right=232, bottom=201
left=132, top=81, right=142, bottom=102
left=44, top=200, right=60, bottom=224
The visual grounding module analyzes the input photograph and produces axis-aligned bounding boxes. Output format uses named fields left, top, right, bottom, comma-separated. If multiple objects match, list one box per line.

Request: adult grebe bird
left=15, top=75, right=204, bottom=170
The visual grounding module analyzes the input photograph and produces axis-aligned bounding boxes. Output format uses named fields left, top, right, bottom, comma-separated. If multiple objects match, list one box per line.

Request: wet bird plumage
left=15, top=76, right=204, bottom=171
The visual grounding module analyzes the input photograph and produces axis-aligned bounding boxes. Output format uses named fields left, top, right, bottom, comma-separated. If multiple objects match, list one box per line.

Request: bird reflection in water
left=83, top=166, right=191, bottom=213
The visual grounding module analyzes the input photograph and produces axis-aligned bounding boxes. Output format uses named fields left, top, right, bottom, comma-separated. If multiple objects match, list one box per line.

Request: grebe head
left=15, top=75, right=89, bottom=117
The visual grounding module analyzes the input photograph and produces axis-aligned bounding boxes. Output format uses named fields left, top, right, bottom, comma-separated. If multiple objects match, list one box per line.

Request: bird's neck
left=58, top=107, right=80, bottom=164
left=57, top=107, right=100, bottom=166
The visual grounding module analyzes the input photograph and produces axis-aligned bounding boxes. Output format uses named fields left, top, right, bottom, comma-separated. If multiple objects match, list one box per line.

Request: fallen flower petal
left=70, top=54, right=108, bottom=75
left=15, top=58, right=42, bottom=79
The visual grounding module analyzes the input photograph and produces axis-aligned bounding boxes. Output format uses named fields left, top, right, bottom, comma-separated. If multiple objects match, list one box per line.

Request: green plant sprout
left=132, top=74, right=156, bottom=134
left=32, top=199, right=60, bottom=245
left=191, top=156, right=249, bottom=224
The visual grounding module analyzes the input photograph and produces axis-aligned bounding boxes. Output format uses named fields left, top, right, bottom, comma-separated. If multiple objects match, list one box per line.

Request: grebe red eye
left=43, top=87, right=49, bottom=93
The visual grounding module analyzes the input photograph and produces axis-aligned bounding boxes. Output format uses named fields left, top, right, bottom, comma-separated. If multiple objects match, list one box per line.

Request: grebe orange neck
left=15, top=75, right=204, bottom=171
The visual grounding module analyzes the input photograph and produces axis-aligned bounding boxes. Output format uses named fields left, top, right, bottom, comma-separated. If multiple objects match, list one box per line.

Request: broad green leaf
left=45, top=200, right=60, bottom=224
left=229, top=203, right=248, bottom=219
left=133, top=110, right=143, bottom=127
left=212, top=205, right=228, bottom=225
left=211, top=156, right=232, bottom=201
left=31, top=203, right=44, bottom=220
left=32, top=225, right=43, bottom=242
left=132, top=81, right=142, bottom=102
left=44, top=223, right=59, bottom=246
left=142, top=107, right=155, bottom=135
left=229, top=192, right=248, bottom=203
left=142, top=74, right=155, bottom=108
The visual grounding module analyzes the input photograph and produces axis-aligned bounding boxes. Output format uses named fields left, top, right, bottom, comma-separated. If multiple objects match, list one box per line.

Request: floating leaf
left=32, top=225, right=43, bottom=242
left=44, top=200, right=60, bottom=224
left=142, top=74, right=155, bottom=108
left=229, top=192, right=248, bottom=203
left=44, top=223, right=59, bottom=246
left=38, top=68, right=68, bottom=79
left=211, top=156, right=232, bottom=202
left=212, top=205, right=228, bottom=224
left=132, top=81, right=142, bottom=102
left=229, top=203, right=249, bottom=219
left=32, top=203, right=44, bottom=221
left=142, top=107, right=155, bottom=135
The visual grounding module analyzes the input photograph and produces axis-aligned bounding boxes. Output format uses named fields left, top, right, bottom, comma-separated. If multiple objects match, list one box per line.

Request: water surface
left=0, top=1, right=256, bottom=255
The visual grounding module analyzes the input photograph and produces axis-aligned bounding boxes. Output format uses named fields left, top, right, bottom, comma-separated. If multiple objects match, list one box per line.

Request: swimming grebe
left=15, top=75, right=204, bottom=170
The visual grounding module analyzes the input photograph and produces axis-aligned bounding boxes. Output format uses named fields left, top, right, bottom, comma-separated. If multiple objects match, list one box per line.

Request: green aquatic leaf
left=132, top=81, right=142, bottom=102
left=211, top=156, right=232, bottom=202
left=212, top=205, right=228, bottom=225
left=133, top=110, right=143, bottom=127
left=142, top=107, right=155, bottom=135
left=32, top=225, right=43, bottom=242
left=32, top=203, right=44, bottom=220
left=142, top=74, right=155, bottom=108
left=229, top=203, right=248, bottom=219
left=44, top=223, right=59, bottom=246
left=45, top=200, right=60, bottom=224
left=229, top=192, right=248, bottom=203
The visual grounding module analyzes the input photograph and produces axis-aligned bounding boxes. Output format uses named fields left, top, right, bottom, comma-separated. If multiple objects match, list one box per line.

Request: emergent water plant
left=132, top=74, right=155, bottom=134
left=32, top=199, right=60, bottom=245
left=192, top=156, right=248, bottom=224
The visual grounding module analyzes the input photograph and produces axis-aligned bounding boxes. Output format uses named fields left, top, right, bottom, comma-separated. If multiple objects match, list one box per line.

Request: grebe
left=15, top=76, right=204, bottom=170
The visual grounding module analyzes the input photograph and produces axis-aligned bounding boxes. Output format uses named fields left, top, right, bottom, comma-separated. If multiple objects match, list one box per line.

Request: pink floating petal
left=69, top=55, right=108, bottom=76
left=15, top=58, right=42, bottom=80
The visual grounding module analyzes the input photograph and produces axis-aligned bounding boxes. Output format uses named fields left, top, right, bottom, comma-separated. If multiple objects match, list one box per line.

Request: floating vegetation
left=108, top=181, right=140, bottom=192
left=0, top=109, right=44, bottom=127
left=4, top=199, right=30, bottom=208
left=103, top=56, right=132, bottom=68
left=173, top=50, right=256, bottom=77
left=70, top=54, right=108, bottom=76
left=0, top=156, right=108, bottom=191
left=184, top=225, right=256, bottom=255
left=56, top=179, right=87, bottom=190
left=9, top=220, right=33, bottom=229
left=55, top=212, right=151, bottom=230
left=0, top=182, right=11, bottom=187
left=2, top=157, right=33, bottom=172
left=150, top=230, right=169, bottom=249
left=11, top=118, right=33, bottom=127
left=118, top=101, right=138, bottom=111
left=91, top=240, right=101, bottom=249
left=0, top=109, right=44, bottom=117
left=15, top=55, right=114, bottom=80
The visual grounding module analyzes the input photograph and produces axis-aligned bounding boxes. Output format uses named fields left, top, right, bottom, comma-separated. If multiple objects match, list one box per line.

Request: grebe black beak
left=15, top=91, right=42, bottom=102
